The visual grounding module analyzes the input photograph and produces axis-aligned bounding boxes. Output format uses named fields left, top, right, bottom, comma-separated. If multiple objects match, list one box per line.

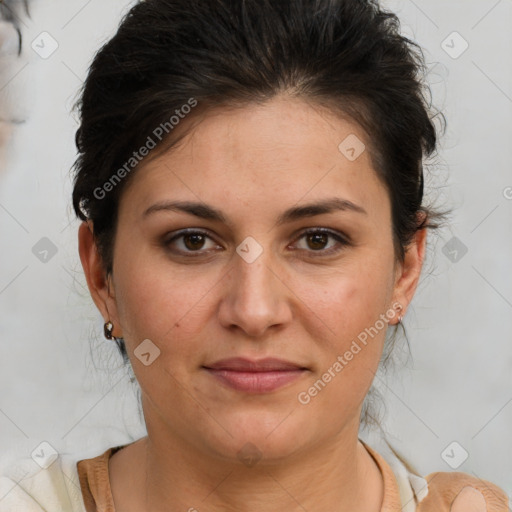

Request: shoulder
left=0, top=452, right=86, bottom=512
left=417, top=471, right=509, bottom=512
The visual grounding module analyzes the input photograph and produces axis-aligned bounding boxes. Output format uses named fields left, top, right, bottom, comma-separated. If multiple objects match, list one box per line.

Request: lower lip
left=204, top=368, right=306, bottom=393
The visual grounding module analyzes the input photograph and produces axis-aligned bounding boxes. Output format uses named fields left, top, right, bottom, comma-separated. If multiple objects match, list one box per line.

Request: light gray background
left=1, top=0, right=511, bottom=500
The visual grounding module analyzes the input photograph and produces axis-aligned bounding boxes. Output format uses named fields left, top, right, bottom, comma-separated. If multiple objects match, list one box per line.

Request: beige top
left=1, top=439, right=508, bottom=511
left=76, top=440, right=509, bottom=512
left=76, top=441, right=407, bottom=512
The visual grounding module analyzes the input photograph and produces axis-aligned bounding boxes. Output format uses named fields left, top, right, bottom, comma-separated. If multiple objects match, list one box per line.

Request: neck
left=136, top=426, right=383, bottom=512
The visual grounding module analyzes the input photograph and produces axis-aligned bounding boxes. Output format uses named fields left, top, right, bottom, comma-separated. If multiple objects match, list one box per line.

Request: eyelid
left=163, top=227, right=350, bottom=256
left=164, top=228, right=222, bottom=254
left=293, top=227, right=351, bottom=244
left=289, top=227, right=350, bottom=255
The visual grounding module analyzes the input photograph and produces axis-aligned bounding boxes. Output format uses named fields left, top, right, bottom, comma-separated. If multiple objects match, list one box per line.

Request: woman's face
left=80, top=96, right=425, bottom=462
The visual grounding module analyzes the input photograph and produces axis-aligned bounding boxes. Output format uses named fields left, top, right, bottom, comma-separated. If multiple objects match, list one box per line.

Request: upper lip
left=203, top=357, right=307, bottom=372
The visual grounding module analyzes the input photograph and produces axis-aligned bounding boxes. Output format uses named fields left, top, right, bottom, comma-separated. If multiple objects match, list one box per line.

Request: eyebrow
left=142, top=197, right=367, bottom=225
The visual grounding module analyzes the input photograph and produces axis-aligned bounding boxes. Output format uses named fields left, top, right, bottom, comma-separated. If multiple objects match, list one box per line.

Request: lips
left=203, top=357, right=308, bottom=393
left=204, top=357, right=307, bottom=372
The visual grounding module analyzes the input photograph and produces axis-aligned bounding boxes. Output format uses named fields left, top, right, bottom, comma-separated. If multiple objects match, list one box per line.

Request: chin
left=199, top=410, right=317, bottom=465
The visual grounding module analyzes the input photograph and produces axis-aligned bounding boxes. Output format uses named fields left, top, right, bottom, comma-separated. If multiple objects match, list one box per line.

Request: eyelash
left=163, top=228, right=350, bottom=258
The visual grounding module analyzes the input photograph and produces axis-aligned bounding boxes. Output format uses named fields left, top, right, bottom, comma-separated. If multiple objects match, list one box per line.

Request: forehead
left=119, top=96, right=389, bottom=223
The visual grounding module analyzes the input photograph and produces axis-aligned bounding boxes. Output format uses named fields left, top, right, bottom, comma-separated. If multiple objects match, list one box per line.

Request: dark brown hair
left=71, top=0, right=450, bottom=430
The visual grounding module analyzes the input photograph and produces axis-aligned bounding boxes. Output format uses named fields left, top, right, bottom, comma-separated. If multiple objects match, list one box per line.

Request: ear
left=391, top=219, right=428, bottom=324
left=78, top=220, right=122, bottom=337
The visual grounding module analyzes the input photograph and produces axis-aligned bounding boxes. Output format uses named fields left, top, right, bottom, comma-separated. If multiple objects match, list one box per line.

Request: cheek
left=113, top=250, right=219, bottom=356
left=296, top=283, right=390, bottom=414
left=112, top=263, right=214, bottom=404
left=299, top=259, right=393, bottom=346
left=325, top=267, right=394, bottom=389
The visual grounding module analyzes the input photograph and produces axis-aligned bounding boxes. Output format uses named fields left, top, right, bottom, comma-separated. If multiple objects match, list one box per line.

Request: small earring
left=396, top=304, right=404, bottom=324
left=104, top=321, right=114, bottom=340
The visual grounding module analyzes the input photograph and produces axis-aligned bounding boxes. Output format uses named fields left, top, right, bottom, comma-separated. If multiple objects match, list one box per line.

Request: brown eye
left=164, top=229, right=220, bottom=255
left=183, top=233, right=207, bottom=251
left=293, top=228, right=349, bottom=256
left=306, top=232, right=329, bottom=250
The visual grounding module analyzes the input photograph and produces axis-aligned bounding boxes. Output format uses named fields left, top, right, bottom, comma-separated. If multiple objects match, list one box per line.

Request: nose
left=217, top=247, right=293, bottom=338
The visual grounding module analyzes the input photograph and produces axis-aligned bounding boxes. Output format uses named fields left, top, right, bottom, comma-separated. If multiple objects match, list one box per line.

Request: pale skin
left=78, top=95, right=427, bottom=512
